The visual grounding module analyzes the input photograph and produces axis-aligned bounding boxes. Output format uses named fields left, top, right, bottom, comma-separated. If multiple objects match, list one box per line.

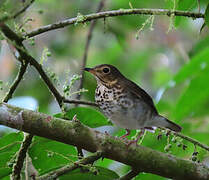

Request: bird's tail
left=149, top=115, right=182, bottom=132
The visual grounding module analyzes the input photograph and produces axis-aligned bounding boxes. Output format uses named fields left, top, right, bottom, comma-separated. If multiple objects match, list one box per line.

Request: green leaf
left=189, top=35, right=209, bottom=56
left=59, top=166, right=119, bottom=180
left=205, top=3, right=209, bottom=28
left=55, top=107, right=111, bottom=128
left=0, top=168, right=11, bottom=179
left=0, top=132, right=23, bottom=148
left=28, top=136, right=77, bottom=175
left=172, top=66, right=209, bottom=120
left=175, top=0, right=196, bottom=27
left=167, top=47, right=209, bottom=86
left=170, top=47, right=209, bottom=120
left=0, top=132, right=23, bottom=177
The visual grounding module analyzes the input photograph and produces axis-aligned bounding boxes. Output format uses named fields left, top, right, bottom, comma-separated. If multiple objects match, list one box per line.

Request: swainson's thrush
left=84, top=64, right=181, bottom=143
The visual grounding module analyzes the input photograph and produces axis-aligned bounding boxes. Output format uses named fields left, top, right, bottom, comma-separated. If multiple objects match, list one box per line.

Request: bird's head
left=84, top=64, right=124, bottom=87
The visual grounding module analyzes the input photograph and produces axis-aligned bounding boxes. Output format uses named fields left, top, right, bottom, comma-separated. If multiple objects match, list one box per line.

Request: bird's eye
left=103, top=67, right=110, bottom=74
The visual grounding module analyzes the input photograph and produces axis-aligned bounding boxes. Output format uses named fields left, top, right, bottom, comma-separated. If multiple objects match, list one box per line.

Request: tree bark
left=0, top=102, right=208, bottom=180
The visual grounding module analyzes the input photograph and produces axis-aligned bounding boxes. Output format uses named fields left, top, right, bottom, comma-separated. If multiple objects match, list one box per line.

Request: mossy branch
left=0, top=102, right=208, bottom=180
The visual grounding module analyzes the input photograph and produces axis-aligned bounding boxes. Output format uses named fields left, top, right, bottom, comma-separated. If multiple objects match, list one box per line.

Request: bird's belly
left=98, top=100, right=150, bottom=129
left=110, top=111, right=140, bottom=129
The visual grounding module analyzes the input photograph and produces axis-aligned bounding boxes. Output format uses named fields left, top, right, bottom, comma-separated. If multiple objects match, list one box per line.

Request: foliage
left=55, top=107, right=112, bottom=128
left=0, top=0, right=209, bottom=179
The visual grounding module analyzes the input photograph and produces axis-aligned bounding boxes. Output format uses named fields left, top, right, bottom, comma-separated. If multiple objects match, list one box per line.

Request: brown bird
left=84, top=64, right=181, bottom=143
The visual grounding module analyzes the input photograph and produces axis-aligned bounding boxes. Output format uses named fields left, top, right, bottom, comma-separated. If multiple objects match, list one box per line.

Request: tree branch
left=173, top=131, right=209, bottom=152
left=0, top=24, right=98, bottom=180
left=63, top=99, right=98, bottom=107
left=0, top=23, right=64, bottom=108
left=0, top=29, right=31, bottom=180
left=160, top=128, right=209, bottom=152
left=0, top=0, right=35, bottom=22
left=0, top=23, right=98, bottom=109
left=11, top=133, right=34, bottom=180
left=0, top=102, right=208, bottom=180
left=75, top=0, right=106, bottom=159
left=13, top=0, right=35, bottom=19
left=3, top=61, right=28, bottom=103
left=37, top=151, right=103, bottom=180
left=76, top=0, right=106, bottom=101
left=24, top=8, right=204, bottom=38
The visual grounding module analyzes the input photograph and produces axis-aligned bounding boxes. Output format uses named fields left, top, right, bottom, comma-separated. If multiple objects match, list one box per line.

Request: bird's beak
left=84, top=67, right=95, bottom=74
left=84, top=67, right=92, bottom=72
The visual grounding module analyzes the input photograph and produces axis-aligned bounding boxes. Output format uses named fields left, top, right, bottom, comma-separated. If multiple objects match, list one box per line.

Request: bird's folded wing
left=123, top=79, right=158, bottom=114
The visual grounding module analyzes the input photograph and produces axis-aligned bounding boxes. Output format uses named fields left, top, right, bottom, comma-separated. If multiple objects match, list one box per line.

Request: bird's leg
left=120, top=129, right=131, bottom=139
left=127, top=129, right=145, bottom=146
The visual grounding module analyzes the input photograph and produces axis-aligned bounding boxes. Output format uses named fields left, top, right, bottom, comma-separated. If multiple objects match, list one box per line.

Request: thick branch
left=37, top=151, right=103, bottom=180
left=25, top=8, right=204, bottom=38
left=0, top=102, right=208, bottom=180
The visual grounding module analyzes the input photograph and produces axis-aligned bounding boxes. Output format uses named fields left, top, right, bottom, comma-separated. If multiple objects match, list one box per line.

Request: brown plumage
left=85, top=64, right=181, bottom=142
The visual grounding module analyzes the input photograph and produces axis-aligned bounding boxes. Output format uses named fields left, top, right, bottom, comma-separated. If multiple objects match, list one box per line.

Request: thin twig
left=37, top=151, right=103, bottom=180
left=24, top=8, right=204, bottom=38
left=119, top=169, right=141, bottom=180
left=3, top=61, right=28, bottom=103
left=160, top=128, right=209, bottom=152
left=11, top=133, right=34, bottom=180
left=0, top=23, right=98, bottom=109
left=0, top=0, right=35, bottom=22
left=63, top=98, right=98, bottom=107
left=75, top=0, right=106, bottom=159
left=76, top=0, right=106, bottom=101
left=173, top=131, right=209, bottom=152
left=13, top=0, right=35, bottom=19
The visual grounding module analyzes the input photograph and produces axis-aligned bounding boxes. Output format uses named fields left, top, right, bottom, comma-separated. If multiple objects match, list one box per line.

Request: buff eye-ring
left=103, top=67, right=110, bottom=74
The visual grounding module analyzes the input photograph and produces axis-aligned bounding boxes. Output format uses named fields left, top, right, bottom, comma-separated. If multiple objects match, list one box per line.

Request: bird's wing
left=123, top=79, right=158, bottom=114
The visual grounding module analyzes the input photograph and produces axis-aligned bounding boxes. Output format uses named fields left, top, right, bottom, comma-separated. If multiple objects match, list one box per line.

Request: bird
left=84, top=64, right=181, bottom=144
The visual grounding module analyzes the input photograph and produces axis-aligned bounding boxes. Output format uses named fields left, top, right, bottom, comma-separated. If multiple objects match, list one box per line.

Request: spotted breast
left=95, top=81, right=152, bottom=129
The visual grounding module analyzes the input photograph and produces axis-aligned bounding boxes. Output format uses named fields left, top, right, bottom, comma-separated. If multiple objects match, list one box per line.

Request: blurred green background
left=0, top=0, right=209, bottom=179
